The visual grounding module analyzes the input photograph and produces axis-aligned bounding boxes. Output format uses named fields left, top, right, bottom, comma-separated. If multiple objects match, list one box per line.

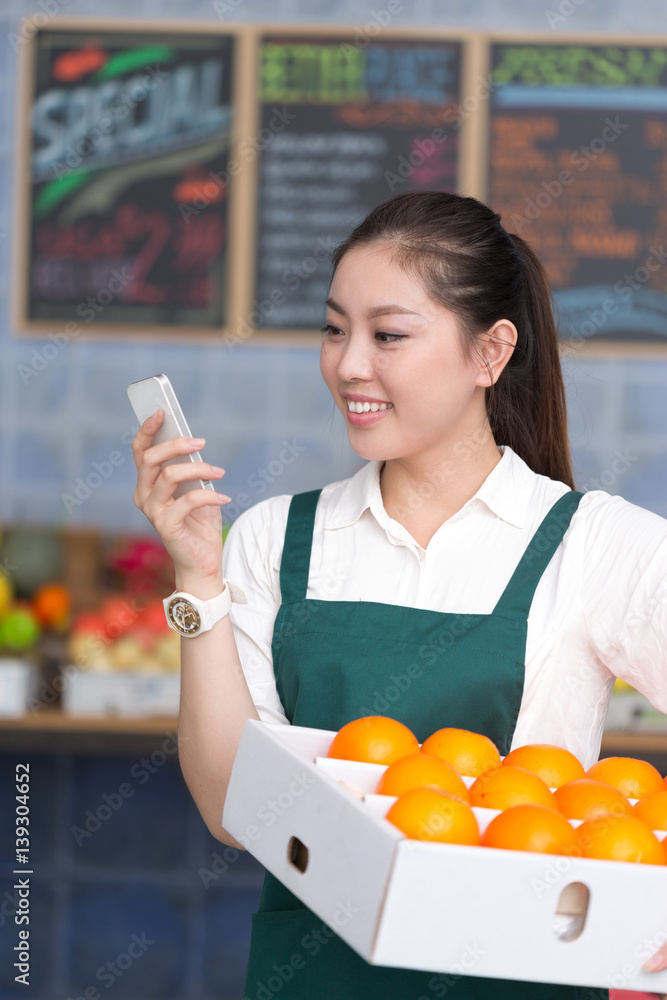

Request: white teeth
left=346, top=400, right=391, bottom=413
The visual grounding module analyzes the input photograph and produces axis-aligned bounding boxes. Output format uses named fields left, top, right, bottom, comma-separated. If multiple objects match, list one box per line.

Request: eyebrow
left=325, top=297, right=422, bottom=320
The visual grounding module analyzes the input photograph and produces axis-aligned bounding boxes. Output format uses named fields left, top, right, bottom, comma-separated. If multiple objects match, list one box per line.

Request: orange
left=32, top=582, right=71, bottom=630
left=386, top=787, right=480, bottom=844
left=375, top=753, right=469, bottom=801
left=327, top=716, right=419, bottom=765
left=502, top=744, right=585, bottom=789
left=574, top=814, right=665, bottom=865
left=554, top=779, right=632, bottom=821
left=469, top=765, right=557, bottom=811
left=633, top=791, right=667, bottom=832
left=586, top=757, right=665, bottom=800
left=420, top=728, right=501, bottom=777
left=481, top=804, right=578, bottom=855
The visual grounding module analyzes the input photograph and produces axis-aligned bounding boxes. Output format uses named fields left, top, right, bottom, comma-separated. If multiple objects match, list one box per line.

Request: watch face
left=167, top=597, right=201, bottom=635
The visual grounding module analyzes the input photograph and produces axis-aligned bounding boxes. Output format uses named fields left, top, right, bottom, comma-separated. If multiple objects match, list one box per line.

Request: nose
left=334, top=331, right=376, bottom=383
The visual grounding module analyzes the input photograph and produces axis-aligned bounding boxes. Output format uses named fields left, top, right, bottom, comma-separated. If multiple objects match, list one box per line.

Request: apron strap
left=279, top=489, right=322, bottom=604
left=493, top=490, right=584, bottom=618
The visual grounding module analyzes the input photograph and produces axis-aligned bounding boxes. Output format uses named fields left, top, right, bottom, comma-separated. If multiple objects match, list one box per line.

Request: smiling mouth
left=346, top=400, right=393, bottom=413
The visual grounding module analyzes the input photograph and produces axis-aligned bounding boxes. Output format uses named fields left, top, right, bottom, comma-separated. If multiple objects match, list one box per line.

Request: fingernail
left=643, top=954, right=666, bottom=972
left=219, top=495, right=231, bottom=502
left=211, top=466, right=224, bottom=475
left=151, top=409, right=163, bottom=420
left=188, top=437, right=205, bottom=446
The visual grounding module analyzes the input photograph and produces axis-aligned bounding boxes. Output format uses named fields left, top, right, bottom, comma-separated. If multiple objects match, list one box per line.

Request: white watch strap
left=199, top=584, right=231, bottom=630
left=164, top=579, right=247, bottom=636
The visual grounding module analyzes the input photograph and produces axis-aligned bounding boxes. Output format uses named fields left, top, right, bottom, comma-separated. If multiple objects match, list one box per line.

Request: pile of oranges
left=326, top=716, right=667, bottom=865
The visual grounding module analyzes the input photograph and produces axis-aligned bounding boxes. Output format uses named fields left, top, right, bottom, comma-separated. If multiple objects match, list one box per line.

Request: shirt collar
left=324, top=446, right=538, bottom=532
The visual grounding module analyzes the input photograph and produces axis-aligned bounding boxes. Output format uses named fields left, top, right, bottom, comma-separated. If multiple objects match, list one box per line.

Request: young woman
left=132, top=191, right=667, bottom=999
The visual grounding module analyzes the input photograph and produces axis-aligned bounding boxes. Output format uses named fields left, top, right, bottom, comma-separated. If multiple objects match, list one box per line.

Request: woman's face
left=320, top=243, right=493, bottom=464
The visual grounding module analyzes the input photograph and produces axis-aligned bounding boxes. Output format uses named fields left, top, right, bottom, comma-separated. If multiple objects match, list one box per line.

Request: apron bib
left=243, top=488, right=602, bottom=1000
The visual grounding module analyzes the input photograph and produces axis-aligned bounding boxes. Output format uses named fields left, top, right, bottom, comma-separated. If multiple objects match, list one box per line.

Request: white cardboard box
left=223, top=720, right=667, bottom=994
left=61, top=669, right=180, bottom=716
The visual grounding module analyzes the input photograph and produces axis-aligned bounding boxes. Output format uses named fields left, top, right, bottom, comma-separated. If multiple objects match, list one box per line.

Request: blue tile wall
left=0, top=752, right=265, bottom=1000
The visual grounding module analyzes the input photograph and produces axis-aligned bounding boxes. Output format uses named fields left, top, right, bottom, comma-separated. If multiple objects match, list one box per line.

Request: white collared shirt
left=223, top=445, right=667, bottom=769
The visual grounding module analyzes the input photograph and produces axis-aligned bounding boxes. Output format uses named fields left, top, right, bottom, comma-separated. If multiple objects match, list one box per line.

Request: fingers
left=643, top=940, right=667, bottom=973
left=145, top=461, right=227, bottom=512
left=132, top=410, right=210, bottom=510
left=131, top=409, right=164, bottom=468
left=150, top=483, right=231, bottom=541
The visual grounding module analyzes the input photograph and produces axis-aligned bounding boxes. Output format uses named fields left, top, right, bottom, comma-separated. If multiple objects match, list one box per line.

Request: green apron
left=243, top=486, right=605, bottom=1000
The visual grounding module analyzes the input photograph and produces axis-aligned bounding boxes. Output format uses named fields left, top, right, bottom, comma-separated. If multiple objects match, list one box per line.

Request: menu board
left=23, top=28, right=234, bottom=329
left=488, top=42, right=667, bottom=342
left=253, top=35, right=463, bottom=329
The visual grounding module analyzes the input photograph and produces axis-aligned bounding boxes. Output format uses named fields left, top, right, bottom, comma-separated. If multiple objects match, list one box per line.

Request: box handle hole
left=552, top=882, right=590, bottom=942
left=287, top=836, right=309, bottom=873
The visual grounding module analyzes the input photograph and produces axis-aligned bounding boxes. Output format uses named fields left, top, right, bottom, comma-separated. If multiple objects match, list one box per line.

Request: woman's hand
left=641, top=938, right=667, bottom=1000
left=131, top=410, right=230, bottom=586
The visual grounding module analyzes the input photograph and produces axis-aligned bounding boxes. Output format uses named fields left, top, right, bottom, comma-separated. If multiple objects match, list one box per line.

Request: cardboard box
left=61, top=669, right=179, bottom=716
left=223, top=720, right=667, bottom=994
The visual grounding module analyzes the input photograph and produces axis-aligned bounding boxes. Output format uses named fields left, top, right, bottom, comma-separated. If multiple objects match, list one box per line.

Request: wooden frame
left=12, top=20, right=667, bottom=353
left=12, top=19, right=477, bottom=345
left=484, top=30, right=667, bottom=358
left=13, top=19, right=247, bottom=344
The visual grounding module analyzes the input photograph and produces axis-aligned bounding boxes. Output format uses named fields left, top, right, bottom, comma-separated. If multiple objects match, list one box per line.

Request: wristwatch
left=163, top=580, right=247, bottom=637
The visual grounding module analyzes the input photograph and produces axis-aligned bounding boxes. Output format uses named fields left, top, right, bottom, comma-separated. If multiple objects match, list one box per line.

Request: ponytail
left=487, top=231, right=575, bottom=488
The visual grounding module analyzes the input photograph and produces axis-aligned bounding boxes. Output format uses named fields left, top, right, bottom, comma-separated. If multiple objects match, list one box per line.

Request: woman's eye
left=375, top=332, right=406, bottom=343
left=320, top=325, right=406, bottom=344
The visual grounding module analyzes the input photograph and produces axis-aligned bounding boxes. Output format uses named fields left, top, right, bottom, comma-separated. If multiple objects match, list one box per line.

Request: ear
left=474, top=320, right=518, bottom=388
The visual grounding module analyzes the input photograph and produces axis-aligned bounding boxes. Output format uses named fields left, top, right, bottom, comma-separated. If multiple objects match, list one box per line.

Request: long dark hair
left=330, top=190, right=574, bottom=489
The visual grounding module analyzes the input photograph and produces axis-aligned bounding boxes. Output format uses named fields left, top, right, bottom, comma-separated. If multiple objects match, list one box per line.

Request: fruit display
left=67, top=594, right=179, bottom=673
left=323, top=716, right=667, bottom=865
left=606, top=676, right=667, bottom=732
left=0, top=572, right=65, bottom=656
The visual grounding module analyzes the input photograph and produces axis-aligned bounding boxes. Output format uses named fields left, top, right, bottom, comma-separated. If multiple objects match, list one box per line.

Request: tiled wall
left=0, top=749, right=265, bottom=1000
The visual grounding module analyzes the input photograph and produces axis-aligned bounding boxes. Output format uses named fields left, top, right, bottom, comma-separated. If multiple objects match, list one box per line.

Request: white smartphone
left=127, top=374, right=215, bottom=499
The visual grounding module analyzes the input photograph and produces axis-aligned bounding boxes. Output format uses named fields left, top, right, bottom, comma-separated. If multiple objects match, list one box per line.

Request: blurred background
left=1, top=0, right=667, bottom=997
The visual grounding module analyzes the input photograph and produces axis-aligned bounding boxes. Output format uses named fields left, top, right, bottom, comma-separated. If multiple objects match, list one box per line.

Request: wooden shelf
left=0, top=709, right=666, bottom=766
left=601, top=731, right=667, bottom=753
left=0, top=708, right=178, bottom=755
left=0, top=708, right=177, bottom=732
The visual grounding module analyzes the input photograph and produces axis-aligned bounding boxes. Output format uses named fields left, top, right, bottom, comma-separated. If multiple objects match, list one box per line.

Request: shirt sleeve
left=581, top=491, right=667, bottom=713
left=222, top=497, right=291, bottom=726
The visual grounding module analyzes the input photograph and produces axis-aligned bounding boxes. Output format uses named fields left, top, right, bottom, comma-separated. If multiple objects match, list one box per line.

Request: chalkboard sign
left=19, top=26, right=234, bottom=331
left=488, top=41, right=667, bottom=343
left=253, top=33, right=464, bottom=330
